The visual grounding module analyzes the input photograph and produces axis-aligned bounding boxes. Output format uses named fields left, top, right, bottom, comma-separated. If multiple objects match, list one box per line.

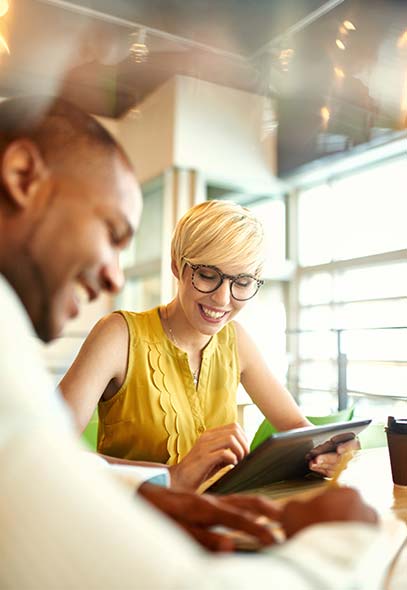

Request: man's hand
left=169, top=423, right=249, bottom=491
left=280, top=487, right=378, bottom=538
left=138, top=483, right=280, bottom=552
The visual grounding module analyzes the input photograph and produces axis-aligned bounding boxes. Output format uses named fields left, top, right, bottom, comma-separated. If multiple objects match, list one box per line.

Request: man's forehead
left=62, top=147, right=141, bottom=233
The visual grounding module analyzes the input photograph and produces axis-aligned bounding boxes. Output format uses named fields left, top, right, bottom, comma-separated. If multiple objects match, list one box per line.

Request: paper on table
left=110, top=464, right=169, bottom=488
left=80, top=452, right=169, bottom=487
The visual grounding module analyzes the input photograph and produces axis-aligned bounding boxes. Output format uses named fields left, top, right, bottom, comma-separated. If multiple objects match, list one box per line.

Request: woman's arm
left=59, top=313, right=129, bottom=433
left=235, top=321, right=310, bottom=431
left=61, top=314, right=249, bottom=490
left=235, top=321, right=359, bottom=477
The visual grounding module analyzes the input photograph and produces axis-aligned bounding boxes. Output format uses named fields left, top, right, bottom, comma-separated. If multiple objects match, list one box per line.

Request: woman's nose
left=209, top=279, right=231, bottom=306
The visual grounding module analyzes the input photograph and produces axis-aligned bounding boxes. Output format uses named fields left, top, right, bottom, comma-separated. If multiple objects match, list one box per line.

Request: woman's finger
left=311, top=452, right=340, bottom=468
left=200, top=423, right=250, bottom=455
left=195, top=432, right=247, bottom=462
left=337, top=438, right=360, bottom=454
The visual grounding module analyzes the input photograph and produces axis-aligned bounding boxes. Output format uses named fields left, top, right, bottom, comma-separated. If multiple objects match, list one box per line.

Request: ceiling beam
left=34, top=0, right=247, bottom=62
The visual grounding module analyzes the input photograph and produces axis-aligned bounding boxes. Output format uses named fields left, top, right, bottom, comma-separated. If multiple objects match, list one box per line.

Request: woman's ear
left=1, top=139, right=49, bottom=209
left=171, top=258, right=180, bottom=279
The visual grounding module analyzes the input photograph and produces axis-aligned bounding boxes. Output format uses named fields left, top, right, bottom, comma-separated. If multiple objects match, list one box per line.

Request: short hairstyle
left=171, top=200, right=265, bottom=278
left=0, top=95, right=130, bottom=173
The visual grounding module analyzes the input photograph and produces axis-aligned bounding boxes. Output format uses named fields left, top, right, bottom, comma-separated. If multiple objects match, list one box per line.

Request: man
left=0, top=96, right=392, bottom=589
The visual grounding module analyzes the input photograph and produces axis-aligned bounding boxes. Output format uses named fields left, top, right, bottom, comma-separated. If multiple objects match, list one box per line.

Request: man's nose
left=210, top=279, right=231, bottom=306
left=100, top=252, right=124, bottom=294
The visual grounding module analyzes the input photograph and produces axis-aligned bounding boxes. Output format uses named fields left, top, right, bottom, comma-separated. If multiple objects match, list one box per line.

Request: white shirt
left=0, top=274, right=404, bottom=590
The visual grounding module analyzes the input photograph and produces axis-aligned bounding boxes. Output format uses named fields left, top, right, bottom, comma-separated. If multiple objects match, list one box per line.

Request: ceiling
left=0, top=0, right=405, bottom=175
left=35, top=0, right=331, bottom=55
left=0, top=0, right=342, bottom=115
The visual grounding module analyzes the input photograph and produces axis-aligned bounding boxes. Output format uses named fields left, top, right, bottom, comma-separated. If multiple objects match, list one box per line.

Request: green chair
left=250, top=406, right=355, bottom=452
left=358, top=423, right=387, bottom=449
left=81, top=411, right=99, bottom=451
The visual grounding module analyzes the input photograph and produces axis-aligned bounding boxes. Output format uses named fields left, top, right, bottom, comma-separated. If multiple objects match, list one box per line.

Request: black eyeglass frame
left=188, top=263, right=264, bottom=301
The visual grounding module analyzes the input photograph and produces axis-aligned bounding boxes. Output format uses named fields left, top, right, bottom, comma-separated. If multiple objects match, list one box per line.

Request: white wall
left=116, top=79, right=176, bottom=184
left=115, top=75, right=281, bottom=193
left=174, top=76, right=280, bottom=193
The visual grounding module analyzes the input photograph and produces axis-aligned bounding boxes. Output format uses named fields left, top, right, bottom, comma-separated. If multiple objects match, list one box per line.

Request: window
left=292, top=154, right=407, bottom=420
left=298, top=157, right=407, bottom=266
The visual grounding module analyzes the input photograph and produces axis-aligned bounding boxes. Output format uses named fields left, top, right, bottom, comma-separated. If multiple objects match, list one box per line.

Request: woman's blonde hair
left=171, top=200, right=265, bottom=278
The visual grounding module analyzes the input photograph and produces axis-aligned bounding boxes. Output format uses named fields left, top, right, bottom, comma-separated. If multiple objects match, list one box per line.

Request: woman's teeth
left=201, top=305, right=226, bottom=319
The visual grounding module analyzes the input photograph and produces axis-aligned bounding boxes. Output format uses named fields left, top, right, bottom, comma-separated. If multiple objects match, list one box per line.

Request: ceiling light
left=336, top=39, right=346, bottom=50
left=277, top=45, right=294, bottom=72
left=343, top=20, right=356, bottom=31
left=129, top=107, right=141, bottom=120
left=320, top=106, right=330, bottom=126
left=334, top=67, right=345, bottom=79
left=279, top=48, right=294, bottom=61
left=397, top=30, right=407, bottom=50
left=130, top=28, right=149, bottom=64
left=0, top=0, right=8, bottom=19
left=401, top=69, right=407, bottom=115
left=0, top=32, right=9, bottom=55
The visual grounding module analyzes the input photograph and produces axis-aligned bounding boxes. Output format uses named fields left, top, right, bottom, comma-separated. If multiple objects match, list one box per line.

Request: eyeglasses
left=188, top=264, right=264, bottom=301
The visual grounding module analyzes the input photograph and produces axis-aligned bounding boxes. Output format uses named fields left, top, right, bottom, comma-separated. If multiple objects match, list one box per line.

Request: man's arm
left=279, top=487, right=378, bottom=537
left=2, top=420, right=386, bottom=590
left=138, top=484, right=379, bottom=553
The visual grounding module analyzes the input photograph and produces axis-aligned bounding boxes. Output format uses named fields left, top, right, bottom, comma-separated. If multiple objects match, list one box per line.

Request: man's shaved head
left=0, top=95, right=141, bottom=341
left=0, top=95, right=131, bottom=176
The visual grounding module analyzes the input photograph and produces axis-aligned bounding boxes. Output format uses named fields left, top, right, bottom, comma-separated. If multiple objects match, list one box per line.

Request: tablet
left=207, top=419, right=371, bottom=494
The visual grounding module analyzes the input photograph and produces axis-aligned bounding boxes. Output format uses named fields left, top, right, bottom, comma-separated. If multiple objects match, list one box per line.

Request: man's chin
left=34, top=315, right=64, bottom=343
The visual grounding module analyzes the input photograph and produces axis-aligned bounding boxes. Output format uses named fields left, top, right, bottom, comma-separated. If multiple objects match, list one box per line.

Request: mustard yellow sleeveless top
left=97, top=308, right=240, bottom=465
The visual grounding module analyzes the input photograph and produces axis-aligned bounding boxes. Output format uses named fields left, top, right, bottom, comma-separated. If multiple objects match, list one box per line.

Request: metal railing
left=286, top=326, right=407, bottom=410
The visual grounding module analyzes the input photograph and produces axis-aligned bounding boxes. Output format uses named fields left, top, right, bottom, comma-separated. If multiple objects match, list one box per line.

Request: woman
left=61, top=200, right=354, bottom=490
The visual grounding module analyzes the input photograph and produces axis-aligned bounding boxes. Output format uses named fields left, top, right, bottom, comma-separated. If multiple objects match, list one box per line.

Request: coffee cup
left=386, top=416, right=407, bottom=487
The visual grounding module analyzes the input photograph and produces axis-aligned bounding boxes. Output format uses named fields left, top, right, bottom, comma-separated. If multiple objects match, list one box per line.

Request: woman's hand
left=169, top=423, right=249, bottom=491
left=308, top=437, right=361, bottom=478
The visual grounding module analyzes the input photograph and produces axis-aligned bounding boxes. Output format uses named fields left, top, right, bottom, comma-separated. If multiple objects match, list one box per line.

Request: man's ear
left=171, top=258, right=180, bottom=279
left=1, top=139, right=49, bottom=209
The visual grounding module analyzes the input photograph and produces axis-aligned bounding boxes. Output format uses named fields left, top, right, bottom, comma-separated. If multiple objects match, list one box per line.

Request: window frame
left=287, top=140, right=407, bottom=416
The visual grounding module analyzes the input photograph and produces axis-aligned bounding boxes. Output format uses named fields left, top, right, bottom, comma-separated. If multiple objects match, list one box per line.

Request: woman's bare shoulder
left=231, top=320, right=259, bottom=373
left=231, top=319, right=251, bottom=343
left=84, top=311, right=129, bottom=348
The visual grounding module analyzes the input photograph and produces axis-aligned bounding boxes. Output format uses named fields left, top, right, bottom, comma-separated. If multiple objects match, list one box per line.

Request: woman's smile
left=198, top=303, right=229, bottom=323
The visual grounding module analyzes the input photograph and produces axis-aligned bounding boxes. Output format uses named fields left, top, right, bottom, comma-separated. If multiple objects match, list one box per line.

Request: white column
left=160, top=167, right=206, bottom=302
